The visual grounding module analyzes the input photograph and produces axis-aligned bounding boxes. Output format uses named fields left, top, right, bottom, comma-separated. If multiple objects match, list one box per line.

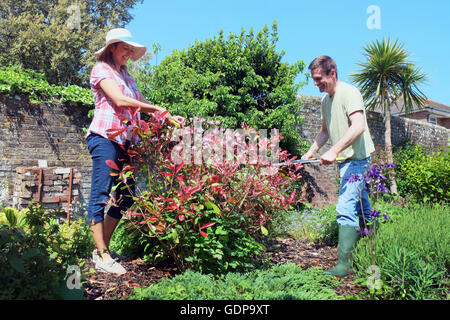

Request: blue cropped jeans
left=336, top=156, right=372, bottom=227
left=86, top=133, right=135, bottom=224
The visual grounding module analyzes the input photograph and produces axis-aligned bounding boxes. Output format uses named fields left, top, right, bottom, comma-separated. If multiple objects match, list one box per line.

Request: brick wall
left=14, top=167, right=81, bottom=212
left=0, top=94, right=92, bottom=218
left=438, top=117, right=450, bottom=129
left=298, top=95, right=449, bottom=208
left=297, top=96, right=339, bottom=208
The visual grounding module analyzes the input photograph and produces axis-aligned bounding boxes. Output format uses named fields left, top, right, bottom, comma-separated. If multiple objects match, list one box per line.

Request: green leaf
left=4, top=209, right=17, bottom=227
left=261, top=225, right=269, bottom=236
left=49, top=252, right=59, bottom=260
left=205, top=201, right=221, bottom=215
left=9, top=255, right=26, bottom=274
left=23, top=248, right=41, bottom=259
left=16, top=214, right=28, bottom=228
left=215, top=226, right=228, bottom=236
left=171, top=229, right=179, bottom=244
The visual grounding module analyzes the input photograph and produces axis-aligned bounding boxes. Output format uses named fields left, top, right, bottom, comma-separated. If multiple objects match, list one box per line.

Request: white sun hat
left=94, top=28, right=146, bottom=61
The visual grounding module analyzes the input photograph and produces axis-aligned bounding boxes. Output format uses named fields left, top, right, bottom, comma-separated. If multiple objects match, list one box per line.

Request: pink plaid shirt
left=86, top=62, right=141, bottom=145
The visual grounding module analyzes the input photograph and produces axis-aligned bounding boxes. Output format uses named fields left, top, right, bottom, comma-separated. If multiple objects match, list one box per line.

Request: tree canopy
left=141, top=22, right=309, bottom=155
left=0, top=0, right=143, bottom=86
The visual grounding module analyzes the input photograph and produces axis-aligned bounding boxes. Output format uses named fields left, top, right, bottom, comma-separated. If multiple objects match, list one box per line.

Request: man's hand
left=302, top=121, right=328, bottom=161
left=320, top=149, right=338, bottom=165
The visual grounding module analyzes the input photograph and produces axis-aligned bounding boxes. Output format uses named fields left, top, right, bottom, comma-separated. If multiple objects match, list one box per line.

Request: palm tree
left=350, top=38, right=427, bottom=194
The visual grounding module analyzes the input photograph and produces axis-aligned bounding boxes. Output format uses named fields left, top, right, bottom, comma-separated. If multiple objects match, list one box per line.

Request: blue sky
left=127, top=0, right=450, bottom=105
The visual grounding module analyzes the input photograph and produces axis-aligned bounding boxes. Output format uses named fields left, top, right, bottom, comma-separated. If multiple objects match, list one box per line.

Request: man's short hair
left=308, top=56, right=338, bottom=79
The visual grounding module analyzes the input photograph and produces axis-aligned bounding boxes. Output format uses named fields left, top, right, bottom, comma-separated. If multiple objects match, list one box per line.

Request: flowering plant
left=365, top=163, right=396, bottom=197
left=343, top=161, right=394, bottom=286
left=106, top=108, right=303, bottom=273
left=350, top=162, right=394, bottom=237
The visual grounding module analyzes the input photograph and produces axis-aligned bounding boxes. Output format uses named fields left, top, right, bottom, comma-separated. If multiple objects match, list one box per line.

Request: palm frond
left=350, top=38, right=427, bottom=113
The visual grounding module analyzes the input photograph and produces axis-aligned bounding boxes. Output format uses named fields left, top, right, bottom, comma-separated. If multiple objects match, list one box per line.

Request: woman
left=86, top=28, right=183, bottom=275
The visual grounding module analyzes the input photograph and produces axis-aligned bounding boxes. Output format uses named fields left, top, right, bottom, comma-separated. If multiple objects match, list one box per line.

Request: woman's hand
left=149, top=107, right=185, bottom=127
left=167, top=115, right=185, bottom=128
left=100, top=79, right=185, bottom=128
left=171, top=115, right=185, bottom=125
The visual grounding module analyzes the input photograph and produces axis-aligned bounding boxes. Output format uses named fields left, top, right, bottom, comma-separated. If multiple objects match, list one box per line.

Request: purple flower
left=377, top=183, right=390, bottom=193
left=366, top=166, right=382, bottom=179
left=384, top=163, right=396, bottom=169
left=383, top=214, right=391, bottom=220
left=368, top=209, right=380, bottom=218
left=356, top=226, right=370, bottom=236
left=345, top=173, right=361, bottom=183
left=366, top=165, right=388, bottom=182
left=361, top=227, right=370, bottom=236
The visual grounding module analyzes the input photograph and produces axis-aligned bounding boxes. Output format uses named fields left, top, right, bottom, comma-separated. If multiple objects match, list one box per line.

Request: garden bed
left=83, top=238, right=363, bottom=300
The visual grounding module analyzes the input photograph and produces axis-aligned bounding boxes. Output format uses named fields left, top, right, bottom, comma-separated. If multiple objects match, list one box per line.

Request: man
left=303, top=56, right=375, bottom=277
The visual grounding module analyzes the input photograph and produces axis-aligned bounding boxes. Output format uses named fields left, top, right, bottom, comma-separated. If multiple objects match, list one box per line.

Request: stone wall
left=366, top=111, right=449, bottom=152
left=0, top=94, right=92, bottom=218
left=297, top=95, right=449, bottom=208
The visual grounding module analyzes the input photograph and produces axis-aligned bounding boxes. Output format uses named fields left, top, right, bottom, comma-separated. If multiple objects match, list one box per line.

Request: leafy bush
left=142, top=22, right=309, bottom=156
left=353, top=203, right=449, bottom=299
left=0, top=65, right=93, bottom=105
left=130, top=263, right=343, bottom=300
left=53, top=217, right=95, bottom=267
left=278, top=205, right=338, bottom=245
left=0, top=205, right=92, bottom=299
left=106, top=109, right=304, bottom=274
left=109, top=219, right=154, bottom=260
left=394, top=143, right=449, bottom=203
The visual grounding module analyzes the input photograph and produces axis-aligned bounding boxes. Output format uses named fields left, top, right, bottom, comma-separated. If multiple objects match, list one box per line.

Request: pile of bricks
left=13, top=167, right=81, bottom=212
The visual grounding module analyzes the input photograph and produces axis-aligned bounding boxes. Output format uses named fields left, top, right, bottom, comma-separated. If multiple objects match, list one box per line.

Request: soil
left=83, top=238, right=365, bottom=300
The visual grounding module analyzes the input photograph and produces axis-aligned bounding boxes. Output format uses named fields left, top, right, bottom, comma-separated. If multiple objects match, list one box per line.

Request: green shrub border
left=130, top=263, right=343, bottom=300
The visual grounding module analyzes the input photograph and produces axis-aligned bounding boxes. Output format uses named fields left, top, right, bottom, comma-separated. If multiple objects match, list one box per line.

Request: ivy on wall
left=0, top=65, right=93, bottom=106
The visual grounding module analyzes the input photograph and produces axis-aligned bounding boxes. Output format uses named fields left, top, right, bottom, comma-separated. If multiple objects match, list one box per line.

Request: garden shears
left=271, top=157, right=347, bottom=167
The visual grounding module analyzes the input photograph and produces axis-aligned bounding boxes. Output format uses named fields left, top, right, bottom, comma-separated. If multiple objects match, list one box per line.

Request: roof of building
left=390, top=98, right=450, bottom=117
left=297, top=94, right=450, bottom=117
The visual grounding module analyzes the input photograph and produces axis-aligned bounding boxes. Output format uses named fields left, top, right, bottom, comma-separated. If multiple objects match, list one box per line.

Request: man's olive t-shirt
left=321, top=81, right=375, bottom=160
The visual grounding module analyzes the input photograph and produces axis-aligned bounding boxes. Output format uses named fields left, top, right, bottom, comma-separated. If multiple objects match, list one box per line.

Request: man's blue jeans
left=336, top=157, right=372, bottom=227
left=86, top=133, right=134, bottom=224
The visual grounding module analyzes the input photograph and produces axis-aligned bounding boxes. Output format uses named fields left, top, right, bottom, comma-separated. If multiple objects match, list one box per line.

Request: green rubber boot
left=325, top=225, right=360, bottom=277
